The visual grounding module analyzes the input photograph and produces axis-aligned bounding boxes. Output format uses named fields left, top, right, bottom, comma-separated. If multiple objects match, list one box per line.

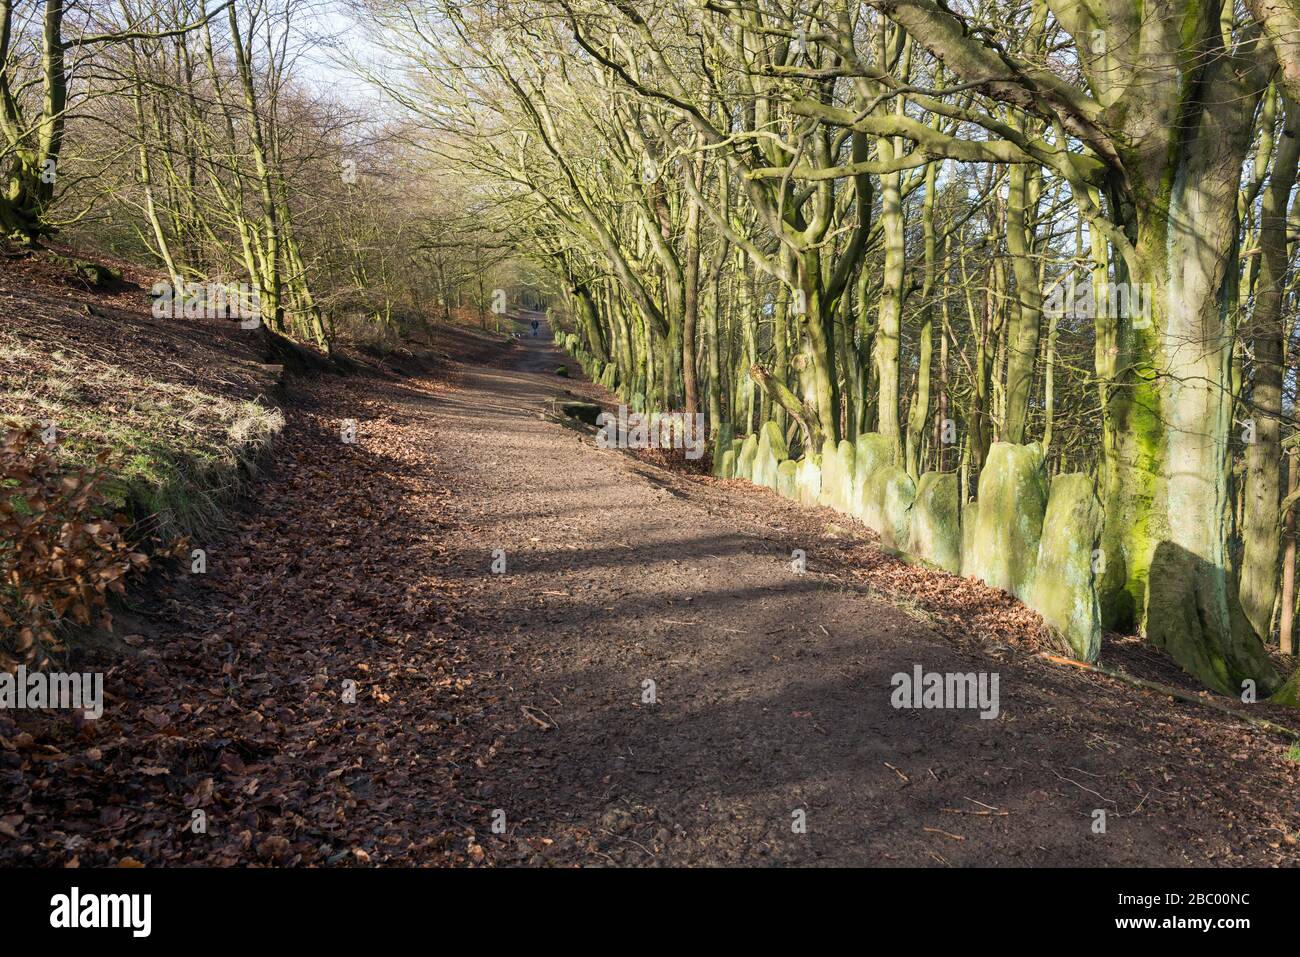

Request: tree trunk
left=1240, top=97, right=1300, bottom=640
left=1280, top=449, right=1298, bottom=656
left=1104, top=141, right=1280, bottom=695
left=1003, top=160, right=1042, bottom=444
left=905, top=160, right=939, bottom=476
left=681, top=156, right=703, bottom=415
left=874, top=153, right=904, bottom=452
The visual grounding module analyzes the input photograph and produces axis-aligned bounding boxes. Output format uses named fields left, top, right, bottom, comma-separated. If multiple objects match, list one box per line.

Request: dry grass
left=1, top=331, right=283, bottom=539
left=0, top=254, right=285, bottom=542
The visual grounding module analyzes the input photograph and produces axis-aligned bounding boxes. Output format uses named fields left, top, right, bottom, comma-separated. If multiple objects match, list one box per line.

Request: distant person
left=531, top=317, right=540, bottom=337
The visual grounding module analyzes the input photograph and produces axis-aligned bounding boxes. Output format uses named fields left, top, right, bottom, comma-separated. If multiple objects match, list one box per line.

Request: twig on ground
left=884, top=762, right=909, bottom=784
left=924, top=826, right=965, bottom=841
left=521, top=705, right=556, bottom=730
left=1038, top=653, right=1300, bottom=742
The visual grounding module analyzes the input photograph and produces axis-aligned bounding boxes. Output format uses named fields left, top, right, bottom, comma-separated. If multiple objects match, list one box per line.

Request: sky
left=295, top=4, right=391, bottom=103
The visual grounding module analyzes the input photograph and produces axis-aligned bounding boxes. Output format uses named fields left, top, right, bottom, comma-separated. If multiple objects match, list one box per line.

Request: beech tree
left=354, top=0, right=1300, bottom=697
left=13, top=0, right=1300, bottom=700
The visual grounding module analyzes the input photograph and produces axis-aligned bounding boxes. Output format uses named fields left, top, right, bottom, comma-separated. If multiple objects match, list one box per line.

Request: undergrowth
left=0, top=333, right=283, bottom=541
left=0, top=427, right=145, bottom=668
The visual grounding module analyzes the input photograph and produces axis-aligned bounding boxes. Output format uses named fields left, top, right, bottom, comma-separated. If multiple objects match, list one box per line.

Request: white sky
left=295, top=4, right=390, bottom=104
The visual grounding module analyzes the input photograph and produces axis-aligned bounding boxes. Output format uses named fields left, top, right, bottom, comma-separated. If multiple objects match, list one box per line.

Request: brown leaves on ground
left=0, top=374, right=495, bottom=867
left=0, top=427, right=147, bottom=669
left=816, top=535, right=1052, bottom=655
left=4, top=316, right=1298, bottom=868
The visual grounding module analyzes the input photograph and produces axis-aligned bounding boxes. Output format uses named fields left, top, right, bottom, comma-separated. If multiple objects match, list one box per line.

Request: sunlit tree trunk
left=1240, top=97, right=1300, bottom=640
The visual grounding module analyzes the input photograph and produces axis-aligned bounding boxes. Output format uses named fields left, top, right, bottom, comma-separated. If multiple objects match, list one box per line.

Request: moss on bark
left=777, top=458, right=799, bottom=499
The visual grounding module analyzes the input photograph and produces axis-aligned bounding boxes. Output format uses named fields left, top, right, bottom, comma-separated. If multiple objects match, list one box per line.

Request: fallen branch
left=1038, top=653, right=1300, bottom=742
left=940, top=807, right=1008, bottom=817
left=748, top=363, right=819, bottom=450
left=923, top=826, right=965, bottom=841
left=520, top=705, right=557, bottom=730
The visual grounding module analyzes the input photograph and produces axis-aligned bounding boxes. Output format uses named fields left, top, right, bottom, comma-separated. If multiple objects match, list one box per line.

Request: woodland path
left=421, top=316, right=1300, bottom=867
left=4, top=314, right=1298, bottom=868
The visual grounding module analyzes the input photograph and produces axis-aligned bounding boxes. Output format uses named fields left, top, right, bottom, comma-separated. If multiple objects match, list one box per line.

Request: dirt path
left=5, top=317, right=1298, bottom=868
left=426, top=319, right=1300, bottom=867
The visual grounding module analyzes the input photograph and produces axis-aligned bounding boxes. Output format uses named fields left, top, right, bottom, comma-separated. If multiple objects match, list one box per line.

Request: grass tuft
left=1, top=331, right=283, bottom=542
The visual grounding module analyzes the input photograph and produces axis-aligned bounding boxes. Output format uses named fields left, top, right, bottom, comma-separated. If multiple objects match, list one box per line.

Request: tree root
left=1039, top=653, right=1300, bottom=742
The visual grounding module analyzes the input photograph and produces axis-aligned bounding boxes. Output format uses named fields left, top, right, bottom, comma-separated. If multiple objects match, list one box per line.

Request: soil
left=3, top=304, right=1299, bottom=867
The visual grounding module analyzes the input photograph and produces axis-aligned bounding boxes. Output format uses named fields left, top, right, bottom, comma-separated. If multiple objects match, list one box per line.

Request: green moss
left=853, top=433, right=895, bottom=493
left=753, top=420, right=789, bottom=489
left=712, top=423, right=735, bottom=477
left=720, top=448, right=737, bottom=480
left=736, top=433, right=759, bottom=482
left=861, top=465, right=915, bottom=550
left=776, top=458, right=798, bottom=499
left=967, top=442, right=1048, bottom=598
left=1120, top=373, right=1165, bottom=624
left=1030, top=473, right=1102, bottom=662
left=762, top=420, right=788, bottom=461
left=910, top=472, right=960, bottom=573
left=1145, top=544, right=1234, bottom=695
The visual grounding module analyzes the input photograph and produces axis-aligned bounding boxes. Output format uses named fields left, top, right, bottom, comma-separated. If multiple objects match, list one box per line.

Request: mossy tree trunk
left=873, top=150, right=905, bottom=454
left=1239, top=96, right=1300, bottom=641
left=681, top=151, right=703, bottom=415
left=1101, top=133, right=1279, bottom=695
left=0, top=0, right=66, bottom=243
left=870, top=0, right=1281, bottom=694
left=1003, top=154, right=1042, bottom=445
left=905, top=158, right=939, bottom=478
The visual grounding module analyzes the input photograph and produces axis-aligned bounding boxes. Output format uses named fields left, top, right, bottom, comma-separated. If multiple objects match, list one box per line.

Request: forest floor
left=4, top=291, right=1300, bottom=866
